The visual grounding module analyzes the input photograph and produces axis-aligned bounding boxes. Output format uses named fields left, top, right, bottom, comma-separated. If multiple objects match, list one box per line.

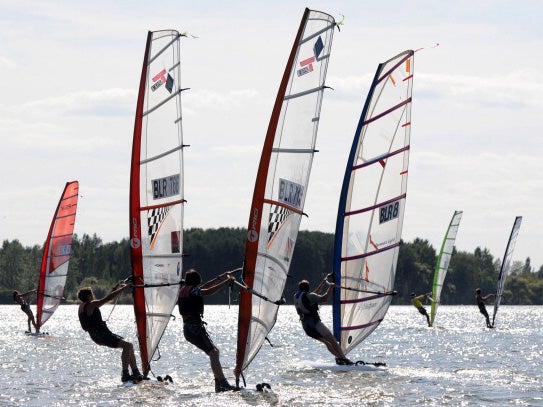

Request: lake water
left=1, top=304, right=541, bottom=406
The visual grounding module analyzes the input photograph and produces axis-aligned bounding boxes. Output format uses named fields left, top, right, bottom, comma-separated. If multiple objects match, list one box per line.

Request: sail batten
left=143, top=88, right=184, bottom=117
left=333, top=50, right=414, bottom=355
left=130, top=30, right=185, bottom=376
left=36, top=181, right=79, bottom=328
left=284, top=85, right=325, bottom=100
left=235, top=8, right=336, bottom=384
left=141, top=144, right=184, bottom=164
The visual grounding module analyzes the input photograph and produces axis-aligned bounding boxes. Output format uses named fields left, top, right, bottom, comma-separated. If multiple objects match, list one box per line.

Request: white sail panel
left=333, top=51, right=414, bottom=355
left=430, top=210, right=463, bottom=326
left=236, top=9, right=336, bottom=382
left=492, top=216, right=522, bottom=326
left=130, top=30, right=185, bottom=375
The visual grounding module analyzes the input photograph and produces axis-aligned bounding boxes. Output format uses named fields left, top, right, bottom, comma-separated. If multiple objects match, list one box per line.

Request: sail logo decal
left=58, top=245, right=71, bottom=256
left=268, top=205, right=291, bottom=243
left=147, top=206, right=170, bottom=242
left=379, top=201, right=400, bottom=224
left=247, top=207, right=259, bottom=242
left=297, top=36, right=324, bottom=77
left=283, top=237, right=294, bottom=262
left=152, top=174, right=180, bottom=199
left=151, top=69, right=174, bottom=93
left=278, top=178, right=303, bottom=209
left=171, top=231, right=180, bottom=253
left=130, top=217, right=141, bottom=249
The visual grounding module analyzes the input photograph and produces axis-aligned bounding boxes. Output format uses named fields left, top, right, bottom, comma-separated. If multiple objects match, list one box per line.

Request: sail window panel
left=242, top=254, right=288, bottom=368
left=341, top=296, right=392, bottom=353
left=141, top=101, right=183, bottom=160
left=273, top=92, right=323, bottom=150
left=347, top=158, right=406, bottom=218
left=358, top=110, right=410, bottom=165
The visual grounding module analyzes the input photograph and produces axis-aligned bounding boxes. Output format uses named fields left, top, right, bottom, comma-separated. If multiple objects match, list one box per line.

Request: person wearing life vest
left=410, top=292, right=431, bottom=327
left=13, top=289, right=39, bottom=333
left=178, top=268, right=238, bottom=393
left=475, top=288, right=494, bottom=328
left=77, top=282, right=143, bottom=383
left=294, top=277, right=353, bottom=365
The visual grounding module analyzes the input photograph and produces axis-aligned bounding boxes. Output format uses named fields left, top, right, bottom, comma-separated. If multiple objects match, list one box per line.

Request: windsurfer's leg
left=207, top=347, right=225, bottom=379
left=118, top=339, right=134, bottom=371
left=318, top=335, right=347, bottom=360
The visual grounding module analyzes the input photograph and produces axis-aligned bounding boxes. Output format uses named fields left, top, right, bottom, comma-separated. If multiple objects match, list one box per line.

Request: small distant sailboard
left=309, top=360, right=386, bottom=372
left=25, top=331, right=49, bottom=337
left=492, top=216, right=522, bottom=327
left=429, top=210, right=463, bottom=327
left=332, top=50, right=415, bottom=364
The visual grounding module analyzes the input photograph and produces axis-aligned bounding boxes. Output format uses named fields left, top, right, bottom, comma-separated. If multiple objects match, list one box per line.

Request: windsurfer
left=13, top=289, right=39, bottom=333
left=410, top=292, right=431, bottom=327
left=294, top=278, right=353, bottom=365
left=475, top=288, right=494, bottom=328
left=177, top=269, right=239, bottom=393
left=77, top=282, right=144, bottom=383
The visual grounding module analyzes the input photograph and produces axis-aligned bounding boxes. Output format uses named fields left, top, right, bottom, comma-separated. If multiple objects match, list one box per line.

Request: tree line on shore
left=1, top=227, right=542, bottom=306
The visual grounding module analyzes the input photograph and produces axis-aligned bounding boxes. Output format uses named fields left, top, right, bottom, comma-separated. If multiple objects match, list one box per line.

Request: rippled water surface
left=1, top=304, right=541, bottom=406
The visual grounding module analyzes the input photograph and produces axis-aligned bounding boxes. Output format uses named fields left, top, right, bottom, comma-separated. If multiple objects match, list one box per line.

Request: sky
left=0, top=0, right=541, bottom=269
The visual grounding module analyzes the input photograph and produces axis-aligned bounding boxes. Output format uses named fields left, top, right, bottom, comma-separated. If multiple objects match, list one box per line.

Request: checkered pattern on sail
left=268, top=204, right=291, bottom=243
left=147, top=206, right=170, bottom=243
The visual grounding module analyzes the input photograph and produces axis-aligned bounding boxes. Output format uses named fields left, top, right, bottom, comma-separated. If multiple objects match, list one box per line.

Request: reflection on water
left=1, top=304, right=541, bottom=406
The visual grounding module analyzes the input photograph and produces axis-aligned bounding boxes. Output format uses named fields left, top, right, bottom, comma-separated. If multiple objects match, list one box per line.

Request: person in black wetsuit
left=77, top=282, right=143, bottom=382
left=294, top=278, right=353, bottom=365
left=178, top=268, right=238, bottom=393
left=475, top=288, right=494, bottom=328
left=13, top=289, right=39, bottom=333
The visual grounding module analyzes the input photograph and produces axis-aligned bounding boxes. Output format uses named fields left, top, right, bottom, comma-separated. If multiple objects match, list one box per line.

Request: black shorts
left=184, top=321, right=215, bottom=354
left=478, top=304, right=489, bottom=318
left=417, top=307, right=428, bottom=316
left=89, top=328, right=123, bottom=348
left=302, top=317, right=324, bottom=340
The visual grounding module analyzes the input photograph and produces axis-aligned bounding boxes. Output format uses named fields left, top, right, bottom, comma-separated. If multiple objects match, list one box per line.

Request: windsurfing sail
left=492, top=216, right=522, bottom=326
left=130, top=30, right=186, bottom=376
left=429, top=210, right=463, bottom=327
left=235, top=8, right=337, bottom=384
left=36, top=181, right=79, bottom=327
left=332, top=50, right=414, bottom=355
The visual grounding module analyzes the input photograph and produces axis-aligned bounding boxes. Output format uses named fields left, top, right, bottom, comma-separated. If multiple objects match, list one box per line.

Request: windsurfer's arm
left=315, top=273, right=333, bottom=294
left=200, top=271, right=234, bottom=290
left=89, top=282, right=130, bottom=312
left=482, top=294, right=494, bottom=301
left=20, top=289, right=37, bottom=297
left=200, top=273, right=234, bottom=296
left=319, top=281, right=335, bottom=303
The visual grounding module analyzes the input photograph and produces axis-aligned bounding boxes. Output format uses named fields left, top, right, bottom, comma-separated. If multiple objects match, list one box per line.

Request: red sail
left=36, top=181, right=79, bottom=327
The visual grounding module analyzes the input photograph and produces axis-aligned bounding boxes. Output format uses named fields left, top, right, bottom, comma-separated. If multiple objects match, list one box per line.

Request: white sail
left=333, top=51, right=414, bottom=355
left=235, top=8, right=337, bottom=384
left=492, top=216, right=522, bottom=326
left=130, top=30, right=186, bottom=376
left=430, top=210, right=463, bottom=326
